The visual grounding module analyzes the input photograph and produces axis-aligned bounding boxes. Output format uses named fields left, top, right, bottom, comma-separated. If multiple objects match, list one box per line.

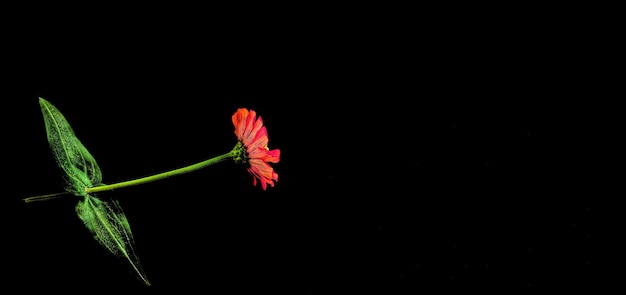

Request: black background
left=2, top=5, right=610, bottom=294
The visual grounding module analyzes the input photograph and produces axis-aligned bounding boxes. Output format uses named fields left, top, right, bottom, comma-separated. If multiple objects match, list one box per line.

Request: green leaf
left=39, top=98, right=150, bottom=286
left=39, top=97, right=101, bottom=196
left=76, top=196, right=151, bottom=286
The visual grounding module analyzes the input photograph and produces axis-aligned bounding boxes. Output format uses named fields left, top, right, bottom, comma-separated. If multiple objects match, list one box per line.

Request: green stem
left=23, top=191, right=71, bottom=203
left=23, top=150, right=235, bottom=203
left=86, top=151, right=234, bottom=194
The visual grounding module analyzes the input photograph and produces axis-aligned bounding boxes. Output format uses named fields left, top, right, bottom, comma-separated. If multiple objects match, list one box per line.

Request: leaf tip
left=38, top=97, right=48, bottom=106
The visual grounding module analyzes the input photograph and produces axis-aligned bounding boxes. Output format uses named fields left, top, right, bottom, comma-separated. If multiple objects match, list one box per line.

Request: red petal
left=232, top=108, right=249, bottom=140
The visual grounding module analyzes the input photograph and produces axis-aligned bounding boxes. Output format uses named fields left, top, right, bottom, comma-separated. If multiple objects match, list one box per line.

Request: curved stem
left=23, top=150, right=235, bottom=203
left=86, top=151, right=234, bottom=194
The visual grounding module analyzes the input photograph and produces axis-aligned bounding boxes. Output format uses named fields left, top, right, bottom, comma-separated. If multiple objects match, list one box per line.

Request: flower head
left=231, top=108, right=280, bottom=190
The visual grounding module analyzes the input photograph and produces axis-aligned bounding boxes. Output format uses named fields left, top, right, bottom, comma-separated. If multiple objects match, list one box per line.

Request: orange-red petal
left=248, top=158, right=279, bottom=190
left=231, top=107, right=281, bottom=190
left=232, top=108, right=249, bottom=140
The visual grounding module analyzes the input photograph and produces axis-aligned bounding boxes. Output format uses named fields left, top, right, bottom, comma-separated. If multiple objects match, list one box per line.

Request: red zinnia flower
left=232, top=108, right=280, bottom=190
